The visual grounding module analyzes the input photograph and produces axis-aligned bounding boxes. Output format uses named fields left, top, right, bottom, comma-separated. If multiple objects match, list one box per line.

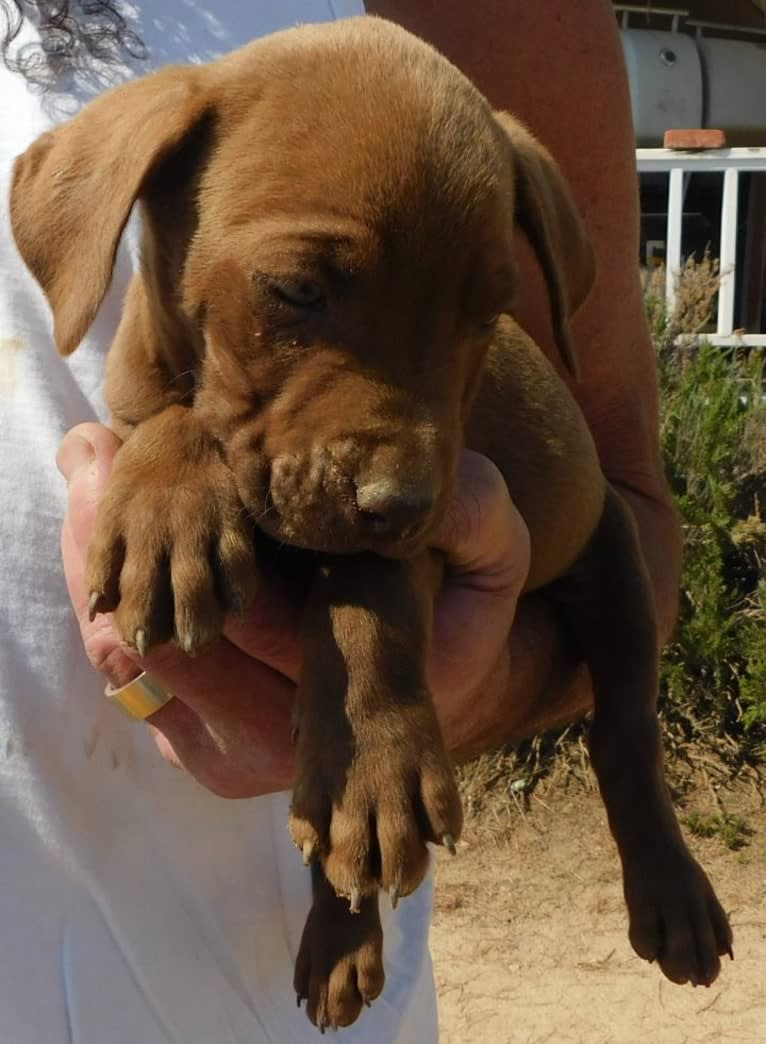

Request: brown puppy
left=12, top=15, right=732, bottom=1032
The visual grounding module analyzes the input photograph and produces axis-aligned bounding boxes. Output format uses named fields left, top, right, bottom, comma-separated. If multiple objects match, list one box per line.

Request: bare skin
left=58, top=0, right=681, bottom=791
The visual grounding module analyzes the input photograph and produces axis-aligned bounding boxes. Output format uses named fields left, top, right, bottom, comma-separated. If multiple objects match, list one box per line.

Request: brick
left=663, top=128, right=728, bottom=150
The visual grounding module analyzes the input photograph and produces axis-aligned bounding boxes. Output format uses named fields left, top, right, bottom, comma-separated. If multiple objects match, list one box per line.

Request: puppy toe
left=324, top=802, right=378, bottom=902
left=171, top=538, right=223, bottom=655
left=306, top=977, right=331, bottom=1033
left=356, top=940, right=386, bottom=1006
left=85, top=513, right=125, bottom=618
left=288, top=817, right=324, bottom=866
left=293, top=935, right=311, bottom=1009
left=710, top=895, right=735, bottom=961
left=289, top=787, right=330, bottom=867
left=628, top=905, right=663, bottom=965
left=326, top=962, right=364, bottom=1029
left=112, top=535, right=174, bottom=652
left=213, top=526, right=258, bottom=616
left=418, top=751, right=463, bottom=849
left=376, top=789, right=430, bottom=902
left=692, top=932, right=723, bottom=988
left=688, top=902, right=728, bottom=987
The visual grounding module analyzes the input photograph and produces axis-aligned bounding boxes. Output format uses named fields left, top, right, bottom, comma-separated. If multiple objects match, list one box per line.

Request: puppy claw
left=726, top=945, right=734, bottom=961
left=350, top=887, right=362, bottom=914
left=134, top=628, right=148, bottom=658
left=442, top=833, right=457, bottom=856
left=88, top=591, right=102, bottom=622
left=390, top=884, right=400, bottom=910
left=296, top=993, right=304, bottom=1008
left=302, top=840, right=316, bottom=866
left=180, top=629, right=201, bottom=656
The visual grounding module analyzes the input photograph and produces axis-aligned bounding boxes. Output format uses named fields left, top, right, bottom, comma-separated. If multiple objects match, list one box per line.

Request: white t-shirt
left=0, top=4, right=437, bottom=1041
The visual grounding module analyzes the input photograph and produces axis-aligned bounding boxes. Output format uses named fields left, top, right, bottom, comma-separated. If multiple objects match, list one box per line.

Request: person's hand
left=58, top=425, right=530, bottom=796
left=428, top=451, right=530, bottom=756
left=58, top=423, right=301, bottom=798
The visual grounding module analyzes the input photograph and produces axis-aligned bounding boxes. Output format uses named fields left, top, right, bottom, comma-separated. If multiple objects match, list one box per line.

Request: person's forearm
left=439, top=589, right=587, bottom=759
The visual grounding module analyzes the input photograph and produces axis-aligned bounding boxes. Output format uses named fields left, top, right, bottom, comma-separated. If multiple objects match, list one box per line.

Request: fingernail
left=56, top=433, right=96, bottom=483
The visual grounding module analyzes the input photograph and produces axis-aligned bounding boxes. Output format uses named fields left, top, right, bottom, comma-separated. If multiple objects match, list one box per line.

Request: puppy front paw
left=87, top=411, right=258, bottom=654
left=623, top=848, right=733, bottom=987
left=289, top=702, right=463, bottom=907
left=295, top=869, right=385, bottom=1031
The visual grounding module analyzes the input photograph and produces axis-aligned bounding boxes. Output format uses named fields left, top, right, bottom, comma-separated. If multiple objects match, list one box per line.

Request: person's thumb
left=57, top=423, right=122, bottom=561
left=430, top=449, right=530, bottom=588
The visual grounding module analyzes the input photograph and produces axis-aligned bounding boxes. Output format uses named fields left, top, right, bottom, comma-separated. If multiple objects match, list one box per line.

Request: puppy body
left=471, top=320, right=605, bottom=591
left=12, top=16, right=731, bottom=1032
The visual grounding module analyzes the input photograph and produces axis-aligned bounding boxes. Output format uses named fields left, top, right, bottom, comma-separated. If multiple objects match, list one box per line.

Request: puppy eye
left=481, top=314, right=500, bottom=329
left=268, top=277, right=326, bottom=311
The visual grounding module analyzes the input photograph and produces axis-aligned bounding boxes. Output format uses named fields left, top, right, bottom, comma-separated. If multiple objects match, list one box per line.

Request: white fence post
left=666, top=166, right=685, bottom=315
left=717, top=167, right=739, bottom=337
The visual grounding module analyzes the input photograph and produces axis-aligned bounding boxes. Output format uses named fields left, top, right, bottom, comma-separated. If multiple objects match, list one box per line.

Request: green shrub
left=649, top=258, right=766, bottom=756
left=681, top=810, right=753, bottom=850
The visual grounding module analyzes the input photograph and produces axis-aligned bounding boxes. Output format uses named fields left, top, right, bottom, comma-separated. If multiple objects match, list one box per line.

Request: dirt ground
left=430, top=775, right=766, bottom=1044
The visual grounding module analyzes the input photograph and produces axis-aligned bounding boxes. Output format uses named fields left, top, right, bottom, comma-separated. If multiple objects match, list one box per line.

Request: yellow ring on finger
left=104, top=672, right=174, bottom=721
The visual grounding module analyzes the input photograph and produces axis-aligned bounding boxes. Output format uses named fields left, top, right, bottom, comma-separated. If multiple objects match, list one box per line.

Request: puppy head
left=11, top=17, right=594, bottom=556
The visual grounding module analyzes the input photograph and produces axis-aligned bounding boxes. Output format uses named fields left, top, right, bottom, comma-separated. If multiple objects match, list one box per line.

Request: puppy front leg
left=289, top=552, right=462, bottom=1026
left=290, top=551, right=462, bottom=901
left=552, top=487, right=732, bottom=986
left=86, top=404, right=258, bottom=655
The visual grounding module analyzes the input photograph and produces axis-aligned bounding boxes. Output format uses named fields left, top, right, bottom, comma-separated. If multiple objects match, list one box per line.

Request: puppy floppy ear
left=495, top=113, right=596, bottom=378
left=11, top=66, right=210, bottom=356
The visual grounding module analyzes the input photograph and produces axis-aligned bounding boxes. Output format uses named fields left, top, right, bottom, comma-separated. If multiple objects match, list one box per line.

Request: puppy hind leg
left=549, top=486, right=733, bottom=987
left=295, top=863, right=385, bottom=1032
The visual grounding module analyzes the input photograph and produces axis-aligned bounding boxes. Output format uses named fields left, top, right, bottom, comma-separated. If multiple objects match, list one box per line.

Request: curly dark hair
left=1, top=1, right=147, bottom=80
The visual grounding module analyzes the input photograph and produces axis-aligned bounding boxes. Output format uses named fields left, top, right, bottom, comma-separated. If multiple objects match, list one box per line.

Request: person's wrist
left=436, top=643, right=512, bottom=761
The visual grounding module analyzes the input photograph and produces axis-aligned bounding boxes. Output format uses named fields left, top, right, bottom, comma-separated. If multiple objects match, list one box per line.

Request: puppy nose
left=355, top=479, right=435, bottom=537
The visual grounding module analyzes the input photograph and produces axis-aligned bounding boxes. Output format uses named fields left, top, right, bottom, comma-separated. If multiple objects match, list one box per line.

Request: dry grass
left=456, top=729, right=594, bottom=843
left=643, top=251, right=723, bottom=348
left=456, top=725, right=764, bottom=846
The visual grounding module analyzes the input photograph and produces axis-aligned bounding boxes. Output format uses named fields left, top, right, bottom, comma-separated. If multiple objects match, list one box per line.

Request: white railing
left=616, top=5, right=688, bottom=32
left=637, top=147, right=766, bottom=345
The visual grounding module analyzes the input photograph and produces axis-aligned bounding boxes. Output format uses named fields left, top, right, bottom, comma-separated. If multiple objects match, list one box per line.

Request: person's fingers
left=222, top=562, right=303, bottom=682
left=141, top=640, right=296, bottom=795
left=58, top=424, right=137, bottom=687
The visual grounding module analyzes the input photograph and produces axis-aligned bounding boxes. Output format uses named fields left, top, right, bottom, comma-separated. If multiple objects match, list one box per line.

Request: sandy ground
left=431, top=779, right=766, bottom=1044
